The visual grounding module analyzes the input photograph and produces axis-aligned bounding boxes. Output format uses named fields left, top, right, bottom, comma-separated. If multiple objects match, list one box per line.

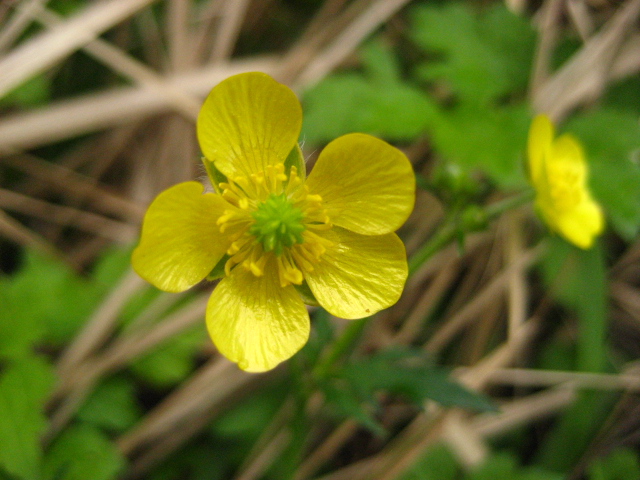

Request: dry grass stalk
left=0, top=56, right=277, bottom=152
left=210, top=0, right=250, bottom=63
left=504, top=212, right=528, bottom=338
left=167, top=0, right=191, bottom=72
left=118, top=357, right=235, bottom=454
left=473, top=387, right=576, bottom=438
left=567, top=0, right=596, bottom=40
left=48, top=293, right=209, bottom=438
left=533, top=0, right=640, bottom=120
left=0, top=187, right=137, bottom=240
left=374, top=321, right=540, bottom=480
left=0, top=206, right=68, bottom=262
left=2, top=153, right=145, bottom=221
left=55, top=269, right=146, bottom=388
left=481, top=367, right=640, bottom=391
left=0, top=0, right=159, bottom=97
left=278, top=0, right=364, bottom=82
left=294, top=420, right=359, bottom=480
left=124, top=366, right=282, bottom=478
left=530, top=0, right=564, bottom=93
left=425, top=244, right=543, bottom=354
left=34, top=7, right=201, bottom=119
left=234, top=429, right=292, bottom=480
left=0, top=0, right=47, bottom=53
left=442, top=411, right=489, bottom=468
left=293, top=0, right=415, bottom=88
left=392, top=255, right=460, bottom=345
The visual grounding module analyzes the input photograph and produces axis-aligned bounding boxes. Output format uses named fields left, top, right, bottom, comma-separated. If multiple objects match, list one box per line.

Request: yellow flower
left=132, top=72, right=415, bottom=372
left=527, top=114, right=604, bottom=249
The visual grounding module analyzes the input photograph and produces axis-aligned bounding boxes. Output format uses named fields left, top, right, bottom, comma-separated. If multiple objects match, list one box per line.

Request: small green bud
left=460, top=205, right=488, bottom=232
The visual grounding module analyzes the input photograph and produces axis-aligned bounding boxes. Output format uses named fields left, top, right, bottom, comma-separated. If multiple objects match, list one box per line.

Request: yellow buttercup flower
left=132, top=72, right=415, bottom=372
left=527, top=114, right=604, bottom=249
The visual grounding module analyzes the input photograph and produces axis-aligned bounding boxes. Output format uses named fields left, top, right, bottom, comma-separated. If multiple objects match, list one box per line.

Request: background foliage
left=1, top=0, right=640, bottom=479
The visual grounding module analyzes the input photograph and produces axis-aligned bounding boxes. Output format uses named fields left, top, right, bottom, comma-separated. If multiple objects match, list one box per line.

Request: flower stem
left=408, top=190, right=534, bottom=276
left=313, top=315, right=368, bottom=380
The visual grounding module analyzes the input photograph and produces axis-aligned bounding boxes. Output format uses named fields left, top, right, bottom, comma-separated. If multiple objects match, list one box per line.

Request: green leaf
left=587, top=448, right=640, bottom=480
left=408, top=2, right=536, bottom=188
left=536, top=392, right=615, bottom=473
left=536, top=239, right=612, bottom=472
left=130, top=325, right=206, bottom=387
left=328, top=348, right=496, bottom=421
left=0, top=273, right=46, bottom=360
left=566, top=109, right=640, bottom=240
left=91, top=246, right=134, bottom=287
left=468, top=453, right=563, bottom=480
left=399, top=443, right=459, bottom=480
left=539, top=238, right=607, bottom=372
left=322, top=382, right=385, bottom=436
left=302, top=42, right=436, bottom=144
left=148, top=443, right=228, bottom=480
left=0, top=249, right=137, bottom=355
left=0, top=75, right=50, bottom=108
left=43, top=424, right=125, bottom=480
left=0, top=356, right=56, bottom=480
left=77, top=377, right=141, bottom=432
left=211, top=382, right=288, bottom=440
left=410, top=2, right=535, bottom=106
left=427, top=103, right=531, bottom=187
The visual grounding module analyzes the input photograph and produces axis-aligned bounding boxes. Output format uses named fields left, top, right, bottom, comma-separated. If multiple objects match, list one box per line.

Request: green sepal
left=295, top=281, right=319, bottom=306
left=284, top=144, right=306, bottom=179
left=206, top=255, right=230, bottom=281
left=202, top=157, right=228, bottom=193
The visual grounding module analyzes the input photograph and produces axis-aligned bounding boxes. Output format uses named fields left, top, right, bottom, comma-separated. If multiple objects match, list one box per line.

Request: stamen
left=276, top=254, right=304, bottom=287
left=215, top=160, right=333, bottom=283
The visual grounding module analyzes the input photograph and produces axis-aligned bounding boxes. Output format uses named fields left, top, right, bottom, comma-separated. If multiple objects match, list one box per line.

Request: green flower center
left=250, top=193, right=305, bottom=255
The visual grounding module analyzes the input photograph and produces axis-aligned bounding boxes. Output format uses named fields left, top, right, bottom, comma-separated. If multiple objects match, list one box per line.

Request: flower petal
left=305, top=133, right=415, bottom=235
left=206, top=258, right=310, bottom=372
left=304, top=227, right=407, bottom=319
left=197, top=72, right=302, bottom=179
left=546, top=199, right=604, bottom=249
left=549, top=133, right=587, bottom=182
left=132, top=182, right=229, bottom=292
left=528, top=114, right=554, bottom=185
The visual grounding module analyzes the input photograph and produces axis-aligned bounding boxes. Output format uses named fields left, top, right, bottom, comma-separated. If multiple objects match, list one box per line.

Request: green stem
left=408, top=190, right=534, bottom=276
left=313, top=315, right=368, bottom=380
left=311, top=191, right=534, bottom=381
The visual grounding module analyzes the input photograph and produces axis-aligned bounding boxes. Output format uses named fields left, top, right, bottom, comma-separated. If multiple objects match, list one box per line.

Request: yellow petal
left=549, top=133, right=587, bottom=183
left=551, top=198, right=604, bottom=249
left=528, top=114, right=554, bottom=185
left=132, top=182, right=229, bottom=292
left=304, top=227, right=407, bottom=319
left=197, top=72, right=302, bottom=179
left=305, top=133, right=415, bottom=235
left=206, top=258, right=310, bottom=372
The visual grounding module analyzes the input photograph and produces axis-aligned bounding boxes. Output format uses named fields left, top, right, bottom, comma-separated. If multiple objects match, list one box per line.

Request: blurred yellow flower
left=132, top=72, right=415, bottom=372
left=528, top=114, right=604, bottom=249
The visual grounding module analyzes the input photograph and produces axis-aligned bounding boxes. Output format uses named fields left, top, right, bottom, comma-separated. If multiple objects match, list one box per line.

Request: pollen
left=216, top=162, right=332, bottom=286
